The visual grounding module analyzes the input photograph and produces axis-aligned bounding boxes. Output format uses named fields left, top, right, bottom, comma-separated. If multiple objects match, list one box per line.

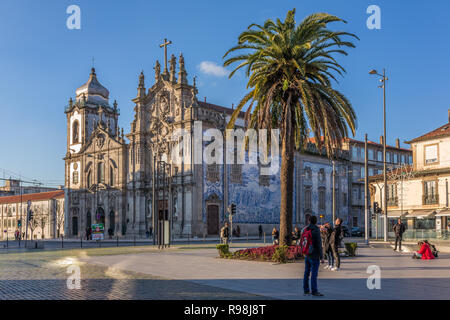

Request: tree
left=55, top=200, right=64, bottom=237
left=28, top=205, right=40, bottom=240
left=224, top=9, right=357, bottom=245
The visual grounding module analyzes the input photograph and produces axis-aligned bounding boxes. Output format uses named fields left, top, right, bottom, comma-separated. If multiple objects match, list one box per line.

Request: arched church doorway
left=207, top=205, right=219, bottom=235
left=109, top=210, right=115, bottom=234
left=96, top=207, right=105, bottom=225
left=72, top=217, right=78, bottom=236
left=86, top=211, right=91, bottom=228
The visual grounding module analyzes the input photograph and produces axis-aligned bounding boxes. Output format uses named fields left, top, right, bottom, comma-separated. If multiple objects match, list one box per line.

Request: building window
left=230, top=164, right=242, bottom=183
left=393, top=153, right=398, bottom=164
left=87, top=170, right=92, bottom=188
left=259, top=165, right=270, bottom=186
left=342, top=192, right=347, bottom=206
left=98, top=162, right=105, bottom=184
left=72, top=120, right=79, bottom=144
left=318, top=187, right=326, bottom=211
left=318, top=168, right=325, bottom=184
left=361, top=167, right=365, bottom=179
left=368, top=168, right=374, bottom=176
left=72, top=171, right=79, bottom=185
left=368, top=149, right=374, bottom=160
left=386, top=152, right=391, bottom=163
left=206, top=164, right=220, bottom=183
left=387, top=183, right=398, bottom=206
left=110, top=166, right=114, bottom=186
left=304, top=167, right=312, bottom=183
left=408, top=155, right=412, bottom=164
left=423, top=180, right=438, bottom=205
left=424, top=144, right=438, bottom=164
left=352, top=147, right=358, bottom=160
left=304, top=187, right=312, bottom=211
left=377, top=151, right=382, bottom=162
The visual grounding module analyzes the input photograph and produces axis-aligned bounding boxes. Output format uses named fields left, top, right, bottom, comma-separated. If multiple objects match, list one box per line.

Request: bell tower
left=64, top=68, right=120, bottom=190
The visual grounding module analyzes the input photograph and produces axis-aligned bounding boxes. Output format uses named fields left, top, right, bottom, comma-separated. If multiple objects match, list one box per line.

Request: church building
left=64, top=46, right=351, bottom=239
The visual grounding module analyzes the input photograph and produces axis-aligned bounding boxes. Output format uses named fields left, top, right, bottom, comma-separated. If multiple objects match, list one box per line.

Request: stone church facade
left=64, top=50, right=352, bottom=239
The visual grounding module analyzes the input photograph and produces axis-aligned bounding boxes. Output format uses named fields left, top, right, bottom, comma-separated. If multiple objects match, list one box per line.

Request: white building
left=370, top=110, right=450, bottom=239
left=0, top=190, right=65, bottom=240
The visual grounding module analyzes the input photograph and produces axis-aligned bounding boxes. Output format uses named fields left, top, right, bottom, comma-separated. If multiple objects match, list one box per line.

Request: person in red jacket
left=413, top=241, right=435, bottom=260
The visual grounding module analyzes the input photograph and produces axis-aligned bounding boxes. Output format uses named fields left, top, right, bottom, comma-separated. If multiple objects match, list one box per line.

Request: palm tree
left=224, top=9, right=357, bottom=245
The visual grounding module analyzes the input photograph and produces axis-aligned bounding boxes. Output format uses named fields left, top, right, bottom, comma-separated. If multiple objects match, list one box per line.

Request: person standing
left=302, top=215, right=324, bottom=296
left=220, top=222, right=230, bottom=245
left=330, top=218, right=343, bottom=271
left=393, top=219, right=406, bottom=252
left=258, top=225, right=263, bottom=239
left=321, top=223, right=334, bottom=270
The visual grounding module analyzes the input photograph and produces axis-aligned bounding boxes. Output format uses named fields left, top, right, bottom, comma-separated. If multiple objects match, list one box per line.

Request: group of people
left=320, top=218, right=343, bottom=271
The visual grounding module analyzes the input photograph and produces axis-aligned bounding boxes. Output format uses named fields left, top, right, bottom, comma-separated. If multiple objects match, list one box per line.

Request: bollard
left=117, top=235, right=119, bottom=247
left=247, top=232, right=249, bottom=243
left=264, top=232, right=266, bottom=245
left=134, top=236, right=136, bottom=247
left=61, top=235, right=64, bottom=248
left=188, top=234, right=190, bottom=245
left=6, top=235, right=8, bottom=248
left=80, top=236, right=82, bottom=248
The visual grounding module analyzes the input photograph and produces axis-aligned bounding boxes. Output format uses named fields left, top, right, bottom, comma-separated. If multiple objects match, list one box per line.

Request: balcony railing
left=423, top=194, right=439, bottom=205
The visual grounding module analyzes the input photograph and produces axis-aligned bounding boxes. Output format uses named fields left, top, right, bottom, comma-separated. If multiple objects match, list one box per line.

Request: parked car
left=342, top=226, right=350, bottom=237
left=351, top=227, right=364, bottom=237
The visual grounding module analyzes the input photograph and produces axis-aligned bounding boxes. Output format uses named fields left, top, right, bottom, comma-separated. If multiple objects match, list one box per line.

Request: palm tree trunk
left=279, top=96, right=295, bottom=246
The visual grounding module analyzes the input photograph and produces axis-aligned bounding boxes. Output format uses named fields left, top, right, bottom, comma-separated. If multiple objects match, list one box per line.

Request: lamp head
left=369, top=69, right=378, bottom=75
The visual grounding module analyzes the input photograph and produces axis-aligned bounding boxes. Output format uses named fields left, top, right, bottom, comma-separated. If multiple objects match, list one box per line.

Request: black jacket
left=321, top=226, right=333, bottom=253
left=306, top=224, right=323, bottom=260
left=330, top=225, right=342, bottom=247
left=393, top=223, right=406, bottom=236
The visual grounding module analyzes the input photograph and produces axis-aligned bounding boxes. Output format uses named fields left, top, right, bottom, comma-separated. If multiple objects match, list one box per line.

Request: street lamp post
left=369, top=68, right=389, bottom=242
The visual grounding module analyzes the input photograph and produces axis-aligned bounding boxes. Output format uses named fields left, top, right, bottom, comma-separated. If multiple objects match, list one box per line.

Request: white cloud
left=198, top=61, right=229, bottom=77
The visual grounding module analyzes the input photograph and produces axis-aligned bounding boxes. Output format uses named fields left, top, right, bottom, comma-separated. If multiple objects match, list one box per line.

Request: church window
left=259, top=165, right=270, bottom=187
left=87, top=170, right=92, bottom=188
left=206, top=164, right=220, bottom=183
left=318, top=187, right=326, bottom=211
left=230, top=164, right=242, bottom=183
left=98, top=162, right=105, bottom=184
left=304, top=187, right=312, bottom=210
left=110, top=166, right=114, bottom=186
left=72, top=120, right=79, bottom=144
left=72, top=171, right=79, bottom=185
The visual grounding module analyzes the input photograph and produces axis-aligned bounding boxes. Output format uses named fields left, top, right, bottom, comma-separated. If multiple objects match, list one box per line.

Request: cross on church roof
left=159, top=38, right=172, bottom=74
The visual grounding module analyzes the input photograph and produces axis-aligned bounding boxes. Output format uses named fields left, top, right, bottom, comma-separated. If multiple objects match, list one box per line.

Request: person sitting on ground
left=292, top=226, right=301, bottom=245
left=412, top=240, right=435, bottom=260
left=272, top=227, right=279, bottom=245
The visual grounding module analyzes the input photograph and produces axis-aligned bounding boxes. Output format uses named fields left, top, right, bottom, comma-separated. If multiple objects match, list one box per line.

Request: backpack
left=430, top=244, right=439, bottom=258
left=300, top=228, right=314, bottom=255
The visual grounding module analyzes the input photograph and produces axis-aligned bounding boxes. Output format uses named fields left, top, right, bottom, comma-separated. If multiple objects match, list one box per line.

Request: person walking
left=330, top=218, right=343, bottom=271
left=220, top=222, right=230, bottom=245
left=258, top=225, right=263, bottom=239
left=302, top=215, right=324, bottom=296
left=393, top=219, right=406, bottom=252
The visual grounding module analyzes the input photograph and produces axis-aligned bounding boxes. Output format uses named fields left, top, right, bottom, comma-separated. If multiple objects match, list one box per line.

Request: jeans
left=394, top=235, right=402, bottom=250
left=303, top=256, right=320, bottom=294
left=326, top=250, right=334, bottom=267
left=332, top=245, right=340, bottom=268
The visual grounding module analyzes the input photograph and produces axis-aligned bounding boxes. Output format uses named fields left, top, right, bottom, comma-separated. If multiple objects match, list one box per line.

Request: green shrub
left=344, top=242, right=358, bottom=256
left=272, top=245, right=288, bottom=263
left=216, top=244, right=232, bottom=258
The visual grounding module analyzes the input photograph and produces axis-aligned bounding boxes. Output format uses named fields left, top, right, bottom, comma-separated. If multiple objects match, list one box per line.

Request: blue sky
left=1, top=0, right=449, bottom=186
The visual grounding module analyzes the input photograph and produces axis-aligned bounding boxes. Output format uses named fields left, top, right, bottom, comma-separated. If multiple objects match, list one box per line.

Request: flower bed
left=217, top=244, right=303, bottom=263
